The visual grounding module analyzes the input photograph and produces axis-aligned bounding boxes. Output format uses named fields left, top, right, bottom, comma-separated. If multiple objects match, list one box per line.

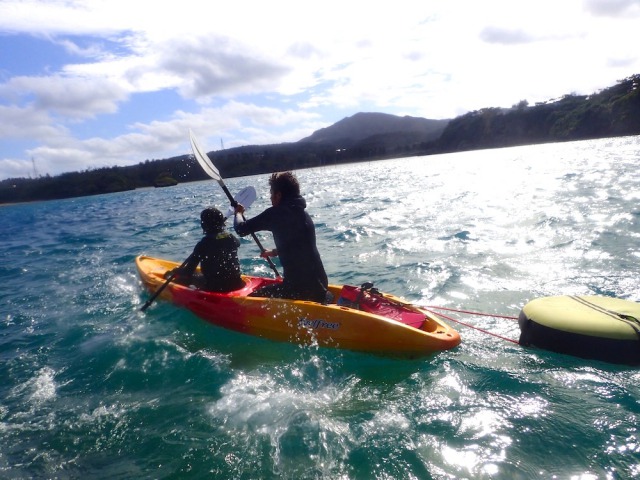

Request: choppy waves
left=1, top=137, right=640, bottom=478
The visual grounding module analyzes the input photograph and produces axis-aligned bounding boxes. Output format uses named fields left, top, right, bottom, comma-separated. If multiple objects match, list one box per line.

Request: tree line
left=433, top=74, right=640, bottom=153
left=1, top=74, right=638, bottom=205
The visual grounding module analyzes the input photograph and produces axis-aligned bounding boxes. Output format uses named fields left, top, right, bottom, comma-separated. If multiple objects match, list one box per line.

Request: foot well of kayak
left=336, top=284, right=429, bottom=330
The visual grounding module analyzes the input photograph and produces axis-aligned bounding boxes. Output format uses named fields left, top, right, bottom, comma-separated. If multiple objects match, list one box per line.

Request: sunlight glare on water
left=1, top=136, right=639, bottom=478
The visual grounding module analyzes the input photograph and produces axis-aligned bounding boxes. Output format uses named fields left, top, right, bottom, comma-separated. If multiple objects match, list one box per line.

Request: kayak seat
left=229, top=276, right=281, bottom=296
left=399, top=311, right=427, bottom=329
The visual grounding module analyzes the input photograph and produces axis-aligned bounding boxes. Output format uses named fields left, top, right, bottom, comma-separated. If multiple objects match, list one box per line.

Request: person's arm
left=167, top=244, right=200, bottom=279
left=233, top=211, right=246, bottom=235
left=180, top=250, right=200, bottom=276
left=233, top=205, right=273, bottom=237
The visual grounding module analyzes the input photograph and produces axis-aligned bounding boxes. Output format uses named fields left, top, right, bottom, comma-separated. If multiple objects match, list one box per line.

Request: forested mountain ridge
left=299, top=112, right=449, bottom=147
left=2, top=74, right=639, bottom=204
left=435, top=75, right=640, bottom=153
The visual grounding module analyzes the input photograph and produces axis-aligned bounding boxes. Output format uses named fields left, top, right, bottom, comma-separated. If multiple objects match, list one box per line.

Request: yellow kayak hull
left=136, top=255, right=460, bottom=358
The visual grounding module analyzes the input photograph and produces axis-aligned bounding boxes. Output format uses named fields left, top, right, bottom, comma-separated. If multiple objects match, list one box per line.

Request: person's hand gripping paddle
left=189, top=129, right=281, bottom=278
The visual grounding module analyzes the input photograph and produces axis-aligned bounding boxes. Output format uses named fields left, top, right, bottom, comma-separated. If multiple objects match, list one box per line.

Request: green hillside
left=1, top=74, right=638, bottom=205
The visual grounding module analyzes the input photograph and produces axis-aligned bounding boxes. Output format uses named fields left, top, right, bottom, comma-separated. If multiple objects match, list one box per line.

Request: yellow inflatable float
left=518, top=295, right=640, bottom=365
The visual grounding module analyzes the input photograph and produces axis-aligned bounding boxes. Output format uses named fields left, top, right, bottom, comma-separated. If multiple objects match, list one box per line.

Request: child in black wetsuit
left=169, top=207, right=245, bottom=292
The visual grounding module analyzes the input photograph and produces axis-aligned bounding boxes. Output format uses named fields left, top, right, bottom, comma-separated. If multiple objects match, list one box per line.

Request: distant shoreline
left=3, top=73, right=639, bottom=205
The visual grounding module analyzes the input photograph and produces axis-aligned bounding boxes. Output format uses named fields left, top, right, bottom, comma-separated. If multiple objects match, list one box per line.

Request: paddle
left=189, top=129, right=281, bottom=278
left=141, top=186, right=257, bottom=312
left=140, top=255, right=192, bottom=312
left=225, top=186, right=256, bottom=219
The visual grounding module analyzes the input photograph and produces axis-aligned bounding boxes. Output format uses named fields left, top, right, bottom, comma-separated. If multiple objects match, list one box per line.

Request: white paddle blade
left=225, top=186, right=257, bottom=218
left=189, top=129, right=222, bottom=182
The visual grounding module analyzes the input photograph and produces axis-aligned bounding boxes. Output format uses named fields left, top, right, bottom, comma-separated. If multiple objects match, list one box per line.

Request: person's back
left=260, top=194, right=326, bottom=296
left=234, top=171, right=328, bottom=302
left=193, top=230, right=244, bottom=291
left=178, top=207, right=244, bottom=292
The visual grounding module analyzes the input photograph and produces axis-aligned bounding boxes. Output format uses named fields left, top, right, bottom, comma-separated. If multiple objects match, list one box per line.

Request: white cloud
left=2, top=75, right=128, bottom=118
left=584, top=0, right=640, bottom=17
left=157, top=36, right=291, bottom=100
left=0, top=0, right=639, bottom=180
left=0, top=104, right=67, bottom=140
left=0, top=100, right=324, bottom=178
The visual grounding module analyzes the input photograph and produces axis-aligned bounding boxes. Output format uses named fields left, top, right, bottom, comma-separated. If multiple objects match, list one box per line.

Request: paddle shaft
left=188, top=129, right=280, bottom=278
left=140, top=255, right=191, bottom=311
left=217, top=181, right=281, bottom=278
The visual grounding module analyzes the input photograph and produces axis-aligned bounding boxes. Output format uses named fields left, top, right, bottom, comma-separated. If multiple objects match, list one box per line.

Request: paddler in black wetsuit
left=233, top=171, right=329, bottom=303
left=167, top=207, right=245, bottom=292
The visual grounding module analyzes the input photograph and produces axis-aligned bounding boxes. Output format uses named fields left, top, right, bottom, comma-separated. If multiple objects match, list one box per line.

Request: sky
left=0, top=0, right=639, bottom=181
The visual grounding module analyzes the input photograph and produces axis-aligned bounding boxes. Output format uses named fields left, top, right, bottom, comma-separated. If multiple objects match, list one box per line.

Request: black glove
left=164, top=268, right=178, bottom=279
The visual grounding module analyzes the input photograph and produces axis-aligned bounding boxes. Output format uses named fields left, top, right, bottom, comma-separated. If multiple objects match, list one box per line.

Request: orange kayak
left=136, top=255, right=461, bottom=358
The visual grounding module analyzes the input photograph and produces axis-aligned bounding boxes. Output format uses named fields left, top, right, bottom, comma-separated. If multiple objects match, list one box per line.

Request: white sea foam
left=26, top=367, right=57, bottom=404
left=2, top=137, right=640, bottom=478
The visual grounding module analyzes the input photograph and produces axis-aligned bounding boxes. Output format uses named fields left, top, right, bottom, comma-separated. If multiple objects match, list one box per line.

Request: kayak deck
left=136, top=255, right=461, bottom=357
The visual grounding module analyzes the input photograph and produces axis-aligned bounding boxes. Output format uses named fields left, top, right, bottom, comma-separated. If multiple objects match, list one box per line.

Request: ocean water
left=1, top=136, right=639, bottom=479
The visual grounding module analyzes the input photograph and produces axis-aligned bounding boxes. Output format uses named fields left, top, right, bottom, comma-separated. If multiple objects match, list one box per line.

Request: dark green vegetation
left=436, top=74, right=640, bottom=153
left=2, top=74, right=639, bottom=204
